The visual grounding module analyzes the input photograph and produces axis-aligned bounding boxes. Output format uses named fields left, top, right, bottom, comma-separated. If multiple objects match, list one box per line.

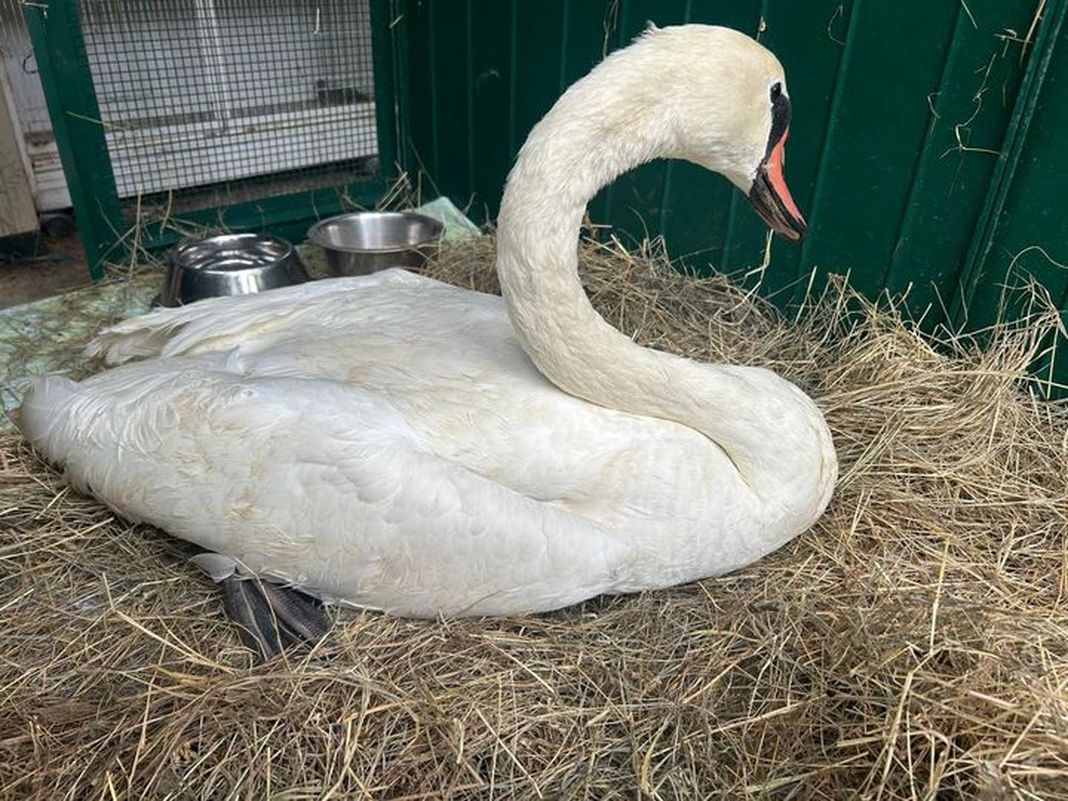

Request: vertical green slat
left=392, top=0, right=413, bottom=176
left=468, top=0, right=513, bottom=219
left=950, top=2, right=1068, bottom=397
left=464, top=0, right=475, bottom=196
left=790, top=0, right=858, bottom=299
left=427, top=1, right=442, bottom=184
left=797, top=0, right=963, bottom=302
left=882, top=0, right=1034, bottom=325
left=511, top=0, right=565, bottom=145
left=506, top=0, right=519, bottom=157
left=598, top=0, right=687, bottom=247
left=755, top=1, right=857, bottom=295
left=395, top=1, right=435, bottom=188
left=560, top=0, right=616, bottom=223
left=24, top=0, right=124, bottom=279
left=727, top=0, right=854, bottom=297
left=427, top=0, right=472, bottom=205
left=370, top=0, right=399, bottom=183
left=955, top=0, right=1068, bottom=330
left=876, top=7, right=966, bottom=293
left=558, top=0, right=572, bottom=91
left=558, top=1, right=616, bottom=86
left=659, top=1, right=762, bottom=273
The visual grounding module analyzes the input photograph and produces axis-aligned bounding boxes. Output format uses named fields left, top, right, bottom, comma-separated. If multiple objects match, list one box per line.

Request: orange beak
left=747, top=127, right=807, bottom=241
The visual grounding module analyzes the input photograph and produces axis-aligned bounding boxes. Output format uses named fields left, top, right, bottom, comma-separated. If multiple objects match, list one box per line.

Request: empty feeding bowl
left=307, top=211, right=444, bottom=276
left=160, top=233, right=308, bottom=307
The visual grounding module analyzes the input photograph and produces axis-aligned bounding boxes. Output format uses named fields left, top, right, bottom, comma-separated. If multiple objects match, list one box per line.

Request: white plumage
left=20, top=25, right=837, bottom=619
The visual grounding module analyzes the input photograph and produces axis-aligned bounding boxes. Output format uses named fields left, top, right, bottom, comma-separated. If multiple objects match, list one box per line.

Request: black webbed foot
left=189, top=552, right=331, bottom=661
left=219, top=576, right=332, bottom=660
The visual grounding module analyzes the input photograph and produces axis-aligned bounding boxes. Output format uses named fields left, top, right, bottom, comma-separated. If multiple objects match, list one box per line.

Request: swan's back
left=20, top=271, right=762, bottom=616
left=19, top=23, right=837, bottom=625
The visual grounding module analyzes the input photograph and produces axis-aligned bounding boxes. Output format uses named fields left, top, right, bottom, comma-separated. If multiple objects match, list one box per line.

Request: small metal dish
left=159, top=233, right=308, bottom=307
left=307, top=211, right=444, bottom=276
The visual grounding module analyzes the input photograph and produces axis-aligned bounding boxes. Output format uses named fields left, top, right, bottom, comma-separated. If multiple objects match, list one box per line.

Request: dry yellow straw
left=2, top=235, right=1066, bottom=799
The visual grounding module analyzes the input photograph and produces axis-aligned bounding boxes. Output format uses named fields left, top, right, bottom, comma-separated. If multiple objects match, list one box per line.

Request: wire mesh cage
left=75, top=0, right=380, bottom=219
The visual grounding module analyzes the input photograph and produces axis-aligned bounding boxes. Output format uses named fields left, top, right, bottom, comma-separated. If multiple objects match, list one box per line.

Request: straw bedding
left=2, top=235, right=1066, bottom=799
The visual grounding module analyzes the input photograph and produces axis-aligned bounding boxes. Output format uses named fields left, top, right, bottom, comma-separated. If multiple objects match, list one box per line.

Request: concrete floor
left=0, top=230, right=93, bottom=309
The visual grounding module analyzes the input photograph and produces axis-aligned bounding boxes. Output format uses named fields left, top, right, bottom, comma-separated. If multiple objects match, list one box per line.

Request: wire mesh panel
left=77, top=0, right=379, bottom=216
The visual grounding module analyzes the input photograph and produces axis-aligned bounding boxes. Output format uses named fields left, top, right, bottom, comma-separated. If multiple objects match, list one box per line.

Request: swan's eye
left=770, top=82, right=783, bottom=102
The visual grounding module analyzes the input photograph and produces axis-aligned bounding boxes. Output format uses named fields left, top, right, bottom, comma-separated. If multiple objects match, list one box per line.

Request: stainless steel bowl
left=160, top=233, right=308, bottom=306
left=307, top=211, right=444, bottom=276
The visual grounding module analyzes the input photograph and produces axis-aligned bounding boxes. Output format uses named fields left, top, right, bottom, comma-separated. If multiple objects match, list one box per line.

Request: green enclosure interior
left=396, top=0, right=1067, bottom=391
left=24, top=0, right=1068, bottom=392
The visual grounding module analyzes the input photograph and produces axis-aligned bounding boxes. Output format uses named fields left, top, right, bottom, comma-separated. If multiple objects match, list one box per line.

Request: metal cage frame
left=24, top=0, right=402, bottom=278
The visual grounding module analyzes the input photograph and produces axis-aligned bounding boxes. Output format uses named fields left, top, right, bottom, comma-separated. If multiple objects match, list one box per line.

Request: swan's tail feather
left=84, top=293, right=310, bottom=365
left=18, top=374, right=82, bottom=465
left=84, top=293, right=294, bottom=366
left=85, top=273, right=418, bottom=366
left=85, top=312, right=192, bottom=365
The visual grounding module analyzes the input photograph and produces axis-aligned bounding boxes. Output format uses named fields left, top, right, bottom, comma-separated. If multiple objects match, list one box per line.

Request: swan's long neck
left=495, top=57, right=836, bottom=529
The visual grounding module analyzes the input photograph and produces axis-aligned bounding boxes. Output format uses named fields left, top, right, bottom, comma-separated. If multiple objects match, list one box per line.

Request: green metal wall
left=397, top=0, right=1067, bottom=385
left=23, top=0, right=1068, bottom=389
left=957, top=5, right=1068, bottom=391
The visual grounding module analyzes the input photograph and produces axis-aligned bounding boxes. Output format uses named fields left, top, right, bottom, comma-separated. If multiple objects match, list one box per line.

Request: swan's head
left=622, top=25, right=807, bottom=241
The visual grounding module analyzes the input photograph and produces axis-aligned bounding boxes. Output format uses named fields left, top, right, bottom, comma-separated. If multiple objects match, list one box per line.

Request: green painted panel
left=511, top=0, right=566, bottom=147
left=399, top=0, right=436, bottom=182
left=884, top=0, right=1033, bottom=323
left=723, top=0, right=855, bottom=297
left=657, top=1, right=763, bottom=270
left=957, top=2, right=1067, bottom=394
left=796, top=0, right=964, bottom=300
left=398, top=0, right=1064, bottom=393
left=561, top=0, right=616, bottom=83
left=24, top=0, right=124, bottom=279
left=469, top=0, right=514, bottom=219
left=962, top=1, right=1067, bottom=326
left=428, top=0, right=473, bottom=205
left=371, top=0, right=402, bottom=177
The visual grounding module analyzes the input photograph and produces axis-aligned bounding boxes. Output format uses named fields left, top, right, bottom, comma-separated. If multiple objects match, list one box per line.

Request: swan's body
left=20, top=25, right=836, bottom=620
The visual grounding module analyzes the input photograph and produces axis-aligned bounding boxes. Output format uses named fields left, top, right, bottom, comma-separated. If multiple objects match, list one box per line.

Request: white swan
left=20, top=25, right=836, bottom=652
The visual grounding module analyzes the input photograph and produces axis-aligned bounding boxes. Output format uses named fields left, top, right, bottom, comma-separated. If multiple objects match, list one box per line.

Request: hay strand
left=2, top=235, right=1066, bottom=799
